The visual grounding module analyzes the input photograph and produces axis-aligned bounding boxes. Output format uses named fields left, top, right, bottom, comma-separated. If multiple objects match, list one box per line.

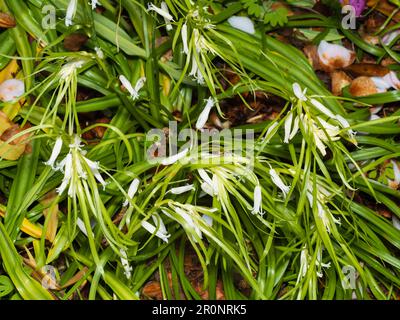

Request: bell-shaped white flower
left=310, top=99, right=335, bottom=119
left=196, top=97, right=216, bottom=130
left=94, top=47, right=104, bottom=59
left=181, top=23, right=189, bottom=55
left=0, top=79, right=25, bottom=102
left=56, top=153, right=73, bottom=196
left=284, top=112, right=293, bottom=144
left=123, top=178, right=140, bottom=207
left=134, top=77, right=146, bottom=94
left=335, top=115, right=357, bottom=140
left=292, top=83, right=307, bottom=101
left=202, top=214, right=213, bottom=227
left=299, top=246, right=309, bottom=278
left=91, top=0, right=99, bottom=10
left=174, top=206, right=202, bottom=241
left=65, top=0, right=77, bottom=26
left=76, top=217, right=91, bottom=237
left=160, top=2, right=173, bottom=31
left=167, top=184, right=195, bottom=195
left=44, top=137, right=63, bottom=169
left=284, top=113, right=299, bottom=143
left=147, top=2, right=174, bottom=21
left=269, top=169, right=290, bottom=198
left=119, top=75, right=146, bottom=100
left=84, top=158, right=108, bottom=190
left=189, top=55, right=205, bottom=84
left=306, top=182, right=340, bottom=233
left=60, top=60, right=85, bottom=80
left=161, top=148, right=189, bottom=166
left=392, top=215, right=400, bottom=231
left=141, top=218, right=170, bottom=243
left=251, top=185, right=263, bottom=215
left=263, top=122, right=279, bottom=143
left=198, top=169, right=218, bottom=196
left=227, top=16, right=255, bottom=34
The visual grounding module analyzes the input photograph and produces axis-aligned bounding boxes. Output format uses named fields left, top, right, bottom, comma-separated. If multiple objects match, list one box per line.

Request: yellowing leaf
left=0, top=60, right=19, bottom=84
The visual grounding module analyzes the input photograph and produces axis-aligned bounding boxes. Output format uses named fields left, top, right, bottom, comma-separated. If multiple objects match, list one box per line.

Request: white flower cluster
left=45, top=135, right=107, bottom=197
left=284, top=83, right=356, bottom=156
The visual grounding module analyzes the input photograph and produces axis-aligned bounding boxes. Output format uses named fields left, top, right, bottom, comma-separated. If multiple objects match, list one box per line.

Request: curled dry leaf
left=0, top=112, right=31, bottom=160
left=40, top=192, right=59, bottom=243
left=142, top=281, right=163, bottom=300
left=349, top=76, right=379, bottom=96
left=303, top=45, right=322, bottom=70
left=331, top=71, right=352, bottom=96
left=344, top=63, right=390, bottom=77
left=0, top=12, right=16, bottom=28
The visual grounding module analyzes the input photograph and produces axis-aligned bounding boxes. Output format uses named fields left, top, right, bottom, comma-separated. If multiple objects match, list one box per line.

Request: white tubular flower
left=306, top=184, right=340, bottom=234
left=161, top=148, right=189, bottom=166
left=0, top=79, right=25, bottom=102
left=168, top=184, right=195, bottom=195
left=202, top=214, right=213, bottom=227
left=310, top=99, right=335, bottom=119
left=160, top=2, right=173, bottom=31
left=123, top=178, right=140, bottom=207
left=189, top=55, right=205, bottom=84
left=181, top=23, right=189, bottom=55
left=56, top=153, right=73, bottom=196
left=174, top=206, right=202, bottom=240
left=335, top=115, right=357, bottom=140
left=316, top=247, right=331, bottom=271
left=251, top=185, right=263, bottom=215
left=289, top=116, right=300, bottom=140
left=299, top=246, right=309, bottom=278
left=151, top=213, right=168, bottom=235
left=284, top=112, right=293, bottom=144
left=147, top=2, right=174, bottom=21
left=293, top=83, right=307, bottom=101
left=119, top=249, right=133, bottom=279
left=392, top=160, right=400, bottom=185
left=269, top=169, right=290, bottom=198
left=76, top=217, right=89, bottom=237
left=119, top=75, right=146, bottom=100
left=196, top=97, right=216, bottom=130
left=60, top=60, right=85, bottom=80
left=317, top=117, right=341, bottom=140
left=141, top=220, right=170, bottom=243
left=84, top=158, right=108, bottom=190
left=309, top=117, right=340, bottom=156
left=317, top=40, right=355, bottom=70
left=94, top=47, right=104, bottom=59
left=227, top=16, right=255, bottom=34
left=133, top=77, right=146, bottom=95
left=392, top=215, right=400, bottom=231
left=264, top=122, right=279, bottom=143
left=44, top=137, right=63, bottom=169
left=198, top=169, right=218, bottom=196
left=91, top=0, right=99, bottom=10
left=65, top=0, right=77, bottom=26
